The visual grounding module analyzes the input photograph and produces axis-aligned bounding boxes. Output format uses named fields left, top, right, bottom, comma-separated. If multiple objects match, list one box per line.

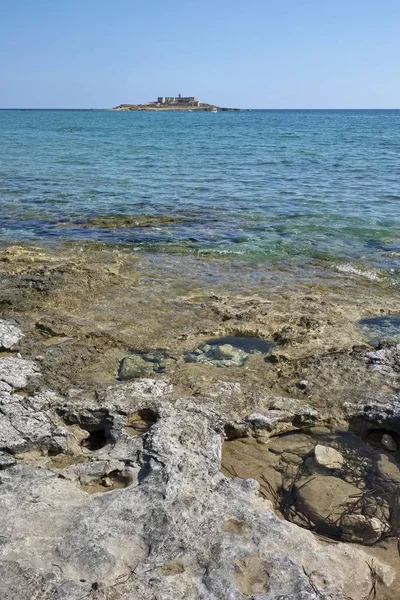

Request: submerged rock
left=294, top=475, right=361, bottom=536
left=314, top=444, right=344, bottom=470
left=340, top=514, right=384, bottom=545
left=381, top=433, right=397, bottom=451
left=185, top=342, right=248, bottom=367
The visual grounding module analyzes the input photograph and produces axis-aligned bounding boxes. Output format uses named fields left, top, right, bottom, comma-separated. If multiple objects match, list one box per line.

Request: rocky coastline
left=0, top=243, right=400, bottom=599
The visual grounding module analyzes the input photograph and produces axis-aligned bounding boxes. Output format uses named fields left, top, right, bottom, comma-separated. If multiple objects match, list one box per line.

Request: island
left=113, top=93, right=240, bottom=111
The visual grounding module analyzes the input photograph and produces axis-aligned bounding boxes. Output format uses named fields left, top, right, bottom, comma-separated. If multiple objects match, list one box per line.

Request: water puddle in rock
left=206, top=336, right=274, bottom=354
left=359, top=314, right=400, bottom=346
left=222, top=426, right=400, bottom=547
left=119, top=350, right=175, bottom=380
left=185, top=335, right=274, bottom=368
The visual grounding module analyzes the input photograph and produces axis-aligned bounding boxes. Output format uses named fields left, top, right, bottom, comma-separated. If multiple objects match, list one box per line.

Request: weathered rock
left=224, top=421, right=250, bottom=440
left=0, top=390, right=61, bottom=452
left=245, top=401, right=318, bottom=436
left=314, top=445, right=344, bottom=470
left=0, top=357, right=40, bottom=390
left=294, top=475, right=362, bottom=535
left=340, top=514, right=384, bottom=544
left=0, top=319, right=23, bottom=349
left=0, top=378, right=394, bottom=600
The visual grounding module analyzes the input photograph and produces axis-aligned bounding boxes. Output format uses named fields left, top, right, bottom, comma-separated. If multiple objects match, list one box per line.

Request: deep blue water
left=0, top=109, right=399, bottom=272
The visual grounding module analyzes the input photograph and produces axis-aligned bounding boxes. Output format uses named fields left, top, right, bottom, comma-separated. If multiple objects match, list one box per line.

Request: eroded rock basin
left=223, top=426, right=400, bottom=540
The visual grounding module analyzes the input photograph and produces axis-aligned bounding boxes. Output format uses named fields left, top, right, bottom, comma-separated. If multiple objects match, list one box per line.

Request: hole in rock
left=80, top=428, right=108, bottom=451
left=358, top=314, right=400, bottom=346
left=125, top=408, right=159, bottom=437
left=80, top=470, right=131, bottom=494
left=221, top=426, right=400, bottom=549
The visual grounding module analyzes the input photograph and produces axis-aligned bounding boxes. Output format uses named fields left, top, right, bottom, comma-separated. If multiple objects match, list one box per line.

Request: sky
left=1, top=0, right=400, bottom=109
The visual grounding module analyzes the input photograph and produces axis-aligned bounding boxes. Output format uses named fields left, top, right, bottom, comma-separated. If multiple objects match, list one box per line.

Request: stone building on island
left=157, top=93, right=200, bottom=107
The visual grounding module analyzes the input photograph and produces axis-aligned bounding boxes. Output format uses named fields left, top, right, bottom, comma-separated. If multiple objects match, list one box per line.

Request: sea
left=0, top=109, right=399, bottom=280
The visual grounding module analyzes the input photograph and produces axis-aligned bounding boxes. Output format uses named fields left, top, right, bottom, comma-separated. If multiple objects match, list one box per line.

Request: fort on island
left=157, top=94, right=200, bottom=107
left=113, top=95, right=240, bottom=111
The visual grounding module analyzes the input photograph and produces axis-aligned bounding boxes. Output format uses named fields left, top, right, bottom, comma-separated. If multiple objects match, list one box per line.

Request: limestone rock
left=245, top=402, right=318, bottom=436
left=314, top=445, right=344, bottom=470
left=0, top=319, right=23, bottom=349
left=294, top=475, right=361, bottom=535
left=0, top=357, right=40, bottom=390
left=340, top=514, right=384, bottom=544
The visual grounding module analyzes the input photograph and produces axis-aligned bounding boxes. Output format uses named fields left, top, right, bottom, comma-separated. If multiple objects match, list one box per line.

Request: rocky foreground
left=0, top=245, right=400, bottom=599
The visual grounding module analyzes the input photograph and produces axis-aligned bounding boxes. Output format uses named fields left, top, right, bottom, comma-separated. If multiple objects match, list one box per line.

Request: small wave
left=335, top=263, right=381, bottom=281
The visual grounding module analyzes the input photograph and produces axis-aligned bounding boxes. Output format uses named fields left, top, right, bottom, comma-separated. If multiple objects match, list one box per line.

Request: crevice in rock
left=80, top=428, right=108, bottom=451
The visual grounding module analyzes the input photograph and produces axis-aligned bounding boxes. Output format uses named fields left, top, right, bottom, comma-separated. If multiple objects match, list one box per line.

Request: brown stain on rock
left=234, top=556, right=269, bottom=595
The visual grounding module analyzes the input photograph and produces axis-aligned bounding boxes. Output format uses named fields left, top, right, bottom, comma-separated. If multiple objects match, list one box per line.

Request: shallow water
left=359, top=314, right=400, bottom=345
left=205, top=335, right=273, bottom=354
left=0, top=109, right=399, bottom=277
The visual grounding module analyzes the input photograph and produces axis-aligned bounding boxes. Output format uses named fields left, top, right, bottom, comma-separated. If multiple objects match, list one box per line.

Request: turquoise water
left=0, top=109, right=399, bottom=271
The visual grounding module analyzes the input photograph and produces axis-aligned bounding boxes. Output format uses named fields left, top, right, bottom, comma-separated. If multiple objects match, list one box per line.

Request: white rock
left=0, top=319, right=23, bottom=349
left=314, top=444, right=344, bottom=470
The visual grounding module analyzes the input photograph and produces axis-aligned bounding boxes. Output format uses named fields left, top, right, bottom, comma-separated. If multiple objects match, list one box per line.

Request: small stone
left=340, top=514, right=384, bottom=545
left=35, top=355, right=44, bottom=362
left=314, top=445, right=344, bottom=470
left=381, top=433, right=397, bottom=452
left=224, top=422, right=250, bottom=441
left=215, top=344, right=235, bottom=359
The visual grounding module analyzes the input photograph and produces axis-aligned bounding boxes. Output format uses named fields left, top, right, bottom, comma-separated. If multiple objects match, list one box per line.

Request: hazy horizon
left=1, top=0, right=400, bottom=109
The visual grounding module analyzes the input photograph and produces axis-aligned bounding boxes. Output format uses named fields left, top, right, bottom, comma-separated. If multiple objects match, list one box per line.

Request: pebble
left=381, top=433, right=397, bottom=452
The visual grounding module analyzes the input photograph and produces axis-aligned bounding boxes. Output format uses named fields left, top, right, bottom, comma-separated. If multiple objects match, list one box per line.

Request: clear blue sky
left=1, top=0, right=399, bottom=109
